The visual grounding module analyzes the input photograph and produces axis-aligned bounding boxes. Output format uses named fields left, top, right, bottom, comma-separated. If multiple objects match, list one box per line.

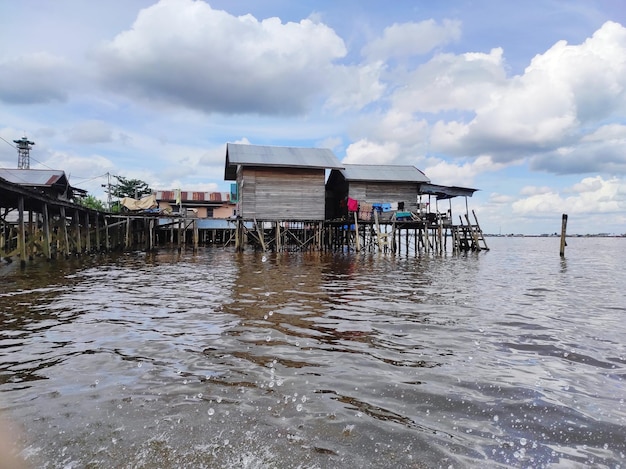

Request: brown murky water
left=1, top=238, right=625, bottom=468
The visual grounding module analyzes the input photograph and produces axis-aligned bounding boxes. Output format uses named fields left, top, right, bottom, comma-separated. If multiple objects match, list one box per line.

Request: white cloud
left=342, top=139, right=399, bottom=164
left=512, top=176, right=625, bottom=215
left=520, top=185, right=552, bottom=196
left=391, top=48, right=507, bottom=114
left=325, top=61, right=386, bottom=112
left=94, top=0, right=353, bottom=115
left=423, top=155, right=505, bottom=187
left=362, top=19, right=462, bottom=61
left=421, top=21, right=626, bottom=173
left=43, top=151, right=114, bottom=178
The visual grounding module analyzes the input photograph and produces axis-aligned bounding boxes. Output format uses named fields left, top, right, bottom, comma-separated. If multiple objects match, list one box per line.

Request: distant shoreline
left=485, top=233, right=626, bottom=238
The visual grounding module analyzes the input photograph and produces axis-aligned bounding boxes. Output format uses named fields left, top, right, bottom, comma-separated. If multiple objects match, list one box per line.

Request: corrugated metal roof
left=420, top=183, right=478, bottom=199
left=339, top=164, right=430, bottom=183
left=225, top=143, right=343, bottom=180
left=0, top=169, right=66, bottom=186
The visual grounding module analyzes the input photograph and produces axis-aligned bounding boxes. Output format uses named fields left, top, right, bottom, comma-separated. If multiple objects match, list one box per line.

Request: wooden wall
left=238, top=167, right=326, bottom=220
left=349, top=182, right=419, bottom=204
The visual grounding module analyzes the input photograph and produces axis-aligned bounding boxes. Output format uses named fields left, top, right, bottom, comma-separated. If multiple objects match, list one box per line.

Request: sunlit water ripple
left=0, top=237, right=625, bottom=468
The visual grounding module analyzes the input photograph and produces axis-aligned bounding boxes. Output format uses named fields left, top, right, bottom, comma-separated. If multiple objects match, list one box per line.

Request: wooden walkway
left=1, top=177, right=163, bottom=265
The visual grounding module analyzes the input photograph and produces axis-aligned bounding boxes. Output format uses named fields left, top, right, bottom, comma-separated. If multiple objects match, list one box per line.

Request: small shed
left=224, top=143, right=343, bottom=221
left=0, top=168, right=84, bottom=202
left=325, top=164, right=431, bottom=219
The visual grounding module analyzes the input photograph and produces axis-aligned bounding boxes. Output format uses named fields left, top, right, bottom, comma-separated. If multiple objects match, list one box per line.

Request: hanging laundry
left=347, top=197, right=359, bottom=212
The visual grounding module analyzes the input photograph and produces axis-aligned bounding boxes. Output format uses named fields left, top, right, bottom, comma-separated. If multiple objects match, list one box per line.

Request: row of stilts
left=0, top=196, right=173, bottom=265
left=231, top=210, right=488, bottom=254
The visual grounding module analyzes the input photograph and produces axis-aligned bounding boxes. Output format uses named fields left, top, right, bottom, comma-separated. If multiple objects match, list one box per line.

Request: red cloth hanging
left=347, top=197, right=359, bottom=212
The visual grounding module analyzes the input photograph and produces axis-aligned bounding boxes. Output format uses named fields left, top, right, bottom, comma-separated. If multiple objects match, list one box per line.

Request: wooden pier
left=1, top=177, right=164, bottom=265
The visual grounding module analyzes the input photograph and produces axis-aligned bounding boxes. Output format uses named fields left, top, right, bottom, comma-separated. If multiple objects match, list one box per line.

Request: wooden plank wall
left=351, top=182, right=419, bottom=204
left=239, top=168, right=326, bottom=220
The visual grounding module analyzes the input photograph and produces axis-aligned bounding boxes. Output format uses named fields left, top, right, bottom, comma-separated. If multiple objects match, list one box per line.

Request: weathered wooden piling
left=560, top=214, right=568, bottom=257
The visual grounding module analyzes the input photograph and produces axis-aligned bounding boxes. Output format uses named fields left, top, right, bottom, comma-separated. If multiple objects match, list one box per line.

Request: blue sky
left=1, top=0, right=625, bottom=235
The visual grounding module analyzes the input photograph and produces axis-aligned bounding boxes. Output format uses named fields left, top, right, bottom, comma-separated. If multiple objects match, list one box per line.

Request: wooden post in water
left=59, top=207, right=70, bottom=257
left=559, top=214, right=568, bottom=257
left=84, top=212, right=91, bottom=253
left=353, top=212, right=360, bottom=252
left=42, top=203, right=51, bottom=259
left=17, top=196, right=26, bottom=266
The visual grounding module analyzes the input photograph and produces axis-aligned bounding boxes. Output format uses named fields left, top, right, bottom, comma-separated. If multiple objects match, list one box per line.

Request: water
left=0, top=237, right=625, bottom=468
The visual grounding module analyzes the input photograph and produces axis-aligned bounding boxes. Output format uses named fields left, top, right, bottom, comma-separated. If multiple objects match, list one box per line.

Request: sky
left=1, top=0, right=626, bottom=235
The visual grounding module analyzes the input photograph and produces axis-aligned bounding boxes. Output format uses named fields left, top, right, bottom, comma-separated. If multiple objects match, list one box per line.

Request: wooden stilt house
left=224, top=143, right=344, bottom=221
left=325, top=164, right=431, bottom=220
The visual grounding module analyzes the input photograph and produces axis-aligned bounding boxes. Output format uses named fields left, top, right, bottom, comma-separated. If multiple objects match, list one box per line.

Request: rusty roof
left=0, top=168, right=67, bottom=186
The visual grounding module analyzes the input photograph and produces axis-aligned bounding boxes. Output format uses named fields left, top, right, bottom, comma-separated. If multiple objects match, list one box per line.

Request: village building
left=224, top=143, right=344, bottom=221
left=325, top=164, right=432, bottom=221
left=0, top=168, right=86, bottom=202
left=154, top=189, right=235, bottom=218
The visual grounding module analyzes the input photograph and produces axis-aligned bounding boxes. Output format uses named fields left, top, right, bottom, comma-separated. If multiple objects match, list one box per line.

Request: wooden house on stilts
left=224, top=143, right=344, bottom=251
left=223, top=143, right=487, bottom=254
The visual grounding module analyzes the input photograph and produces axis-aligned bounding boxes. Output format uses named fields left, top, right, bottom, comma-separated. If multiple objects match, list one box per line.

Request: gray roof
left=420, top=183, right=477, bottom=199
left=0, top=168, right=67, bottom=186
left=225, top=143, right=343, bottom=180
left=338, top=164, right=430, bottom=183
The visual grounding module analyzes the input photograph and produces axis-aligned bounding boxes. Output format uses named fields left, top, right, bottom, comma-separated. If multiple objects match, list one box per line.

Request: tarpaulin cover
left=120, top=194, right=157, bottom=211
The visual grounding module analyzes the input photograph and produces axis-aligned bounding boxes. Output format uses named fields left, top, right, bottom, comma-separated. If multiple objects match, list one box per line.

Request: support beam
left=42, top=203, right=51, bottom=260
left=18, top=196, right=26, bottom=265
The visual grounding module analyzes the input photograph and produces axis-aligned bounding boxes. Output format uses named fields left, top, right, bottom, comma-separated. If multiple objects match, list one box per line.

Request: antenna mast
left=13, top=136, right=35, bottom=169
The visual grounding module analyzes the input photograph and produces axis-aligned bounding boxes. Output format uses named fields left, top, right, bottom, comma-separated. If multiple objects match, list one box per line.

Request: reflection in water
left=0, top=238, right=625, bottom=468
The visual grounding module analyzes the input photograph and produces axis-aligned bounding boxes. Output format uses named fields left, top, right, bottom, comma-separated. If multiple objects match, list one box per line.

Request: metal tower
left=13, top=136, right=35, bottom=169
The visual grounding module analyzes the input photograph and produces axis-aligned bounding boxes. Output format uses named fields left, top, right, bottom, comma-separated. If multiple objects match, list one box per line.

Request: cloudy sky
left=1, top=0, right=625, bottom=235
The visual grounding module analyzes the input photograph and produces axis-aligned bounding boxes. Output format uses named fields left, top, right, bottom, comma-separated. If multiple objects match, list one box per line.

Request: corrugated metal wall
left=238, top=167, right=325, bottom=220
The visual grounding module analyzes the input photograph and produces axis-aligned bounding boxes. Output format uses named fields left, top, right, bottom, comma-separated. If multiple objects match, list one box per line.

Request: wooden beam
left=42, top=203, right=51, bottom=259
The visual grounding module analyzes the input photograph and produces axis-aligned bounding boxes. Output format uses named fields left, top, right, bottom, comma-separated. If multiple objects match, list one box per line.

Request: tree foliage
left=78, top=194, right=106, bottom=211
left=111, top=175, right=152, bottom=199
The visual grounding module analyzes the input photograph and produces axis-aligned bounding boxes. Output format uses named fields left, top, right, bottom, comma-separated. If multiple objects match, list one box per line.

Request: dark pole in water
left=559, top=214, right=568, bottom=257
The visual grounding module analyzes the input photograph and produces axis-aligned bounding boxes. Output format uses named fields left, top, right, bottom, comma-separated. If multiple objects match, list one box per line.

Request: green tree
left=111, top=175, right=152, bottom=199
left=78, top=194, right=106, bottom=211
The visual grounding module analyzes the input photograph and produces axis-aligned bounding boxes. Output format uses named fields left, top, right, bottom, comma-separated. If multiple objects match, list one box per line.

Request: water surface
left=1, top=237, right=625, bottom=468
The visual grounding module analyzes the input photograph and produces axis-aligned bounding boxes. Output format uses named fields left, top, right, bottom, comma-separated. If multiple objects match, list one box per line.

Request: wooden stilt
left=17, top=196, right=26, bottom=265
left=354, top=212, right=360, bottom=252
left=559, top=214, right=568, bottom=257
left=95, top=215, right=101, bottom=252
left=42, top=203, right=51, bottom=259
left=59, top=207, right=70, bottom=257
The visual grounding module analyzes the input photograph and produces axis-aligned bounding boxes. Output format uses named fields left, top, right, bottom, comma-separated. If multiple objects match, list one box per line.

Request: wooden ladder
left=462, top=210, right=489, bottom=251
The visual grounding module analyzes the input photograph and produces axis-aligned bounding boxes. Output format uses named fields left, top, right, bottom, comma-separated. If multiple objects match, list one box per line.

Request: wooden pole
left=42, top=203, right=51, bottom=260
left=105, top=217, right=110, bottom=251
left=84, top=212, right=91, bottom=253
left=74, top=210, right=82, bottom=254
left=559, top=214, right=568, bottom=257
left=17, top=196, right=26, bottom=266
left=95, top=215, right=101, bottom=251
left=125, top=217, right=131, bottom=250
left=353, top=212, right=360, bottom=252
left=59, top=207, right=70, bottom=257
